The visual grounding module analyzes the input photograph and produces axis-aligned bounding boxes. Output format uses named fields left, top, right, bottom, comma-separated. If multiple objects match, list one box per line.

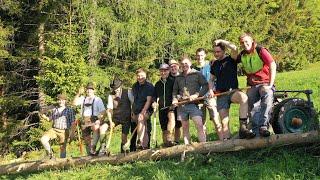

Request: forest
left=0, top=0, right=319, bottom=157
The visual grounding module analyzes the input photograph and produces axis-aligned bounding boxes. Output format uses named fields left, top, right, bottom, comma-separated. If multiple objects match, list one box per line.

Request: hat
left=169, top=59, right=179, bottom=66
left=110, top=78, right=123, bottom=90
left=57, top=94, right=67, bottom=100
left=86, top=82, right=95, bottom=90
left=159, top=63, right=170, bottom=70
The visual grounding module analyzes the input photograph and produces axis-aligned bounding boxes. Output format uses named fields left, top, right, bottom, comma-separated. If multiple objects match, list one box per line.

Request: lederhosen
left=81, top=97, right=98, bottom=137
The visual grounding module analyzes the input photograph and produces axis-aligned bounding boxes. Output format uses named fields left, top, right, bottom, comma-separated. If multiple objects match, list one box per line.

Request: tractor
left=271, top=90, right=319, bottom=134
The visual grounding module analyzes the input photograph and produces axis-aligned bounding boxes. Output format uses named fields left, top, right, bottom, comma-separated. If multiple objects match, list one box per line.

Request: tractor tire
left=271, top=98, right=294, bottom=134
left=275, top=98, right=318, bottom=134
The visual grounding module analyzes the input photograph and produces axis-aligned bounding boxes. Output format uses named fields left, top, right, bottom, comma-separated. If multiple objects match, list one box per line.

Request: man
left=168, top=59, right=182, bottom=144
left=106, top=78, right=135, bottom=153
left=73, top=82, right=107, bottom=155
left=195, top=48, right=221, bottom=140
left=154, top=63, right=176, bottom=147
left=236, top=33, right=276, bottom=137
left=40, top=94, right=75, bottom=159
left=132, top=68, right=154, bottom=149
left=210, top=40, right=255, bottom=140
left=172, top=56, right=208, bottom=145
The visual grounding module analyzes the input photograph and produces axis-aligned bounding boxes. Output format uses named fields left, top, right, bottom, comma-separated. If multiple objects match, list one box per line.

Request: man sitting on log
left=172, top=55, right=208, bottom=145
left=106, top=78, right=135, bottom=153
left=73, top=83, right=107, bottom=155
left=40, top=94, right=75, bottom=159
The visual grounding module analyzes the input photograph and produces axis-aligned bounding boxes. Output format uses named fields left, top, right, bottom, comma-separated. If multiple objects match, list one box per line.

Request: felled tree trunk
left=1, top=131, right=319, bottom=175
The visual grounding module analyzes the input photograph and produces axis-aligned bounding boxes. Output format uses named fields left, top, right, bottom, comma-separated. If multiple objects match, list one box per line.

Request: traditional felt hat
left=110, top=78, right=123, bottom=90
left=86, top=82, right=95, bottom=90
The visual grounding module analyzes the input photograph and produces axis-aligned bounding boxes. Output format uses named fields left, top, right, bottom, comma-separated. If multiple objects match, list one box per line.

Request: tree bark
left=1, top=131, right=319, bottom=175
left=88, top=0, right=98, bottom=66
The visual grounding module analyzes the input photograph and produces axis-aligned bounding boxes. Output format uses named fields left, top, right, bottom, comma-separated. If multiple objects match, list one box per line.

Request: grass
left=1, top=62, right=320, bottom=179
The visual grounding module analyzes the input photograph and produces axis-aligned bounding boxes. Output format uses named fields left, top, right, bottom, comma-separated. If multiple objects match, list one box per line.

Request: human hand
left=78, top=87, right=85, bottom=95
left=172, top=98, right=178, bottom=107
left=152, top=102, right=158, bottom=110
left=189, top=94, right=199, bottom=101
left=208, top=89, right=215, bottom=98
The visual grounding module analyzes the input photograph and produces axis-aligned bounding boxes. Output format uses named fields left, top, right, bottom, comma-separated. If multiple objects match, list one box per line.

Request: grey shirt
left=172, top=69, right=209, bottom=99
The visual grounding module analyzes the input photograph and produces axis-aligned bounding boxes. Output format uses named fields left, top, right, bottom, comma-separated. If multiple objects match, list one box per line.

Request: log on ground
left=1, top=130, right=319, bottom=175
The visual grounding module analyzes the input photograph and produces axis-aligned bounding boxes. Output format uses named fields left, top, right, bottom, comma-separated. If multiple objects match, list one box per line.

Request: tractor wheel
left=271, top=98, right=294, bottom=134
left=276, top=98, right=318, bottom=134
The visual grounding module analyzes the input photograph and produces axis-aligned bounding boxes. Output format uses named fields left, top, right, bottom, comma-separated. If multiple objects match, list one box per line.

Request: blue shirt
left=195, top=61, right=211, bottom=83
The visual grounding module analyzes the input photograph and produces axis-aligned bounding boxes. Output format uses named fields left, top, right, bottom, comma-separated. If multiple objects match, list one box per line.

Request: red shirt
left=240, top=47, right=274, bottom=86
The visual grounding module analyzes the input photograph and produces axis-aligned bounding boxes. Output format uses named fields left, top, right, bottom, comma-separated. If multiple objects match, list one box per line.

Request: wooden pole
left=1, top=131, right=319, bottom=175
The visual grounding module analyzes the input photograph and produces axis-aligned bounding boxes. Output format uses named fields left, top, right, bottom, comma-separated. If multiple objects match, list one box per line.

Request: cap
left=110, top=78, right=123, bottom=90
left=159, top=63, right=170, bottom=70
left=86, top=82, right=95, bottom=90
left=168, top=59, right=179, bottom=66
left=57, top=94, right=67, bottom=100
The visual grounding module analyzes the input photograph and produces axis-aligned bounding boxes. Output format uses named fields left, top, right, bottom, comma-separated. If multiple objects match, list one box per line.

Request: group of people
left=39, top=33, right=277, bottom=158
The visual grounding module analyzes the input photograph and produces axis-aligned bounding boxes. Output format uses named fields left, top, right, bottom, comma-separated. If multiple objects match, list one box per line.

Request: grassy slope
left=2, top=63, right=320, bottom=179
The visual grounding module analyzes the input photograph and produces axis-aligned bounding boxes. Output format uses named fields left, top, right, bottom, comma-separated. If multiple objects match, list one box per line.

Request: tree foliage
left=0, top=0, right=319, bottom=155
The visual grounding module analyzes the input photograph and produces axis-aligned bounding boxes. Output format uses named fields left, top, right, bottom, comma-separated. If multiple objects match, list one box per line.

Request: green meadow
left=1, top=63, right=320, bottom=179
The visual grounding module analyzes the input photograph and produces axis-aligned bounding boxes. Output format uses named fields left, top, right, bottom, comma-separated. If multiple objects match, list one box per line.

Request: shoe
left=164, top=141, right=176, bottom=147
left=239, top=119, right=256, bottom=139
left=259, top=128, right=271, bottom=137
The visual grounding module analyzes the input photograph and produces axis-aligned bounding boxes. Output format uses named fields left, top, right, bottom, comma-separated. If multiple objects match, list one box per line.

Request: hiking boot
left=89, top=146, right=97, bottom=156
left=164, top=141, right=176, bottom=147
left=259, top=128, right=271, bottom=137
left=239, top=119, right=256, bottom=139
left=98, top=144, right=107, bottom=156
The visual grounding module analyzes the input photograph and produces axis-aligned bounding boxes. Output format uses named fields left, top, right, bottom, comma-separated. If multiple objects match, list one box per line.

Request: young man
left=106, top=78, right=135, bottom=153
left=40, top=94, right=75, bottom=159
left=211, top=40, right=255, bottom=139
left=236, top=33, right=276, bottom=137
left=172, top=56, right=208, bottom=145
left=73, top=83, right=107, bottom=155
left=132, top=68, right=154, bottom=149
left=168, top=59, right=182, bottom=143
left=195, top=48, right=221, bottom=140
left=154, top=63, right=176, bottom=147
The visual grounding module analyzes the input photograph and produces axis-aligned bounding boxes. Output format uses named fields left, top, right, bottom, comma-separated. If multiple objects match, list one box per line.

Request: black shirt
left=210, top=55, right=238, bottom=92
left=154, top=77, right=175, bottom=108
left=132, top=81, right=154, bottom=114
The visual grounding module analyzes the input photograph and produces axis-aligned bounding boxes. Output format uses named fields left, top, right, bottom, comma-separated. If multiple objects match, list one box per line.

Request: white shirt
left=74, top=95, right=106, bottom=117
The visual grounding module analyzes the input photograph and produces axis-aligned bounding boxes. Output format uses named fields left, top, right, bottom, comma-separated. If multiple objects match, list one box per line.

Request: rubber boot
left=239, top=118, right=256, bottom=139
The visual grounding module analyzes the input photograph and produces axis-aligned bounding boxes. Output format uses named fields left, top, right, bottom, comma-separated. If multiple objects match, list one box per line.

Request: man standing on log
left=73, top=83, right=107, bottom=155
left=106, top=78, right=135, bottom=153
left=195, top=48, right=221, bottom=140
left=132, top=68, right=154, bottom=149
left=172, top=55, right=208, bottom=145
left=168, top=59, right=182, bottom=144
left=154, top=63, right=177, bottom=147
left=210, top=40, right=255, bottom=140
left=40, top=94, right=75, bottom=159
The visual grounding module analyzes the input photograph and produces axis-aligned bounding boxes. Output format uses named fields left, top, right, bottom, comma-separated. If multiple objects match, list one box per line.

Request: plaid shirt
left=50, top=107, right=75, bottom=130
